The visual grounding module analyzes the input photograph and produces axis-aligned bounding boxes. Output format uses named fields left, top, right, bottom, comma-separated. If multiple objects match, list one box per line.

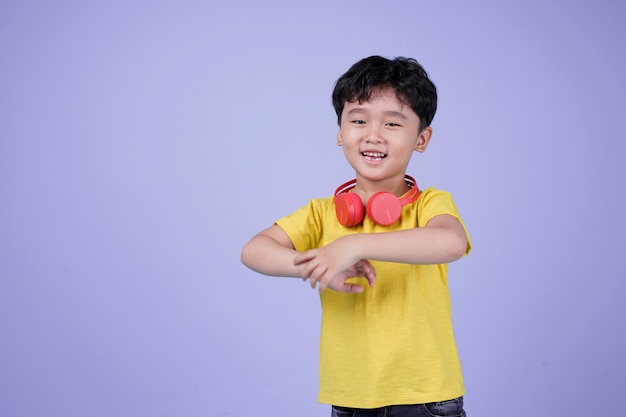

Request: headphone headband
left=334, top=175, right=419, bottom=201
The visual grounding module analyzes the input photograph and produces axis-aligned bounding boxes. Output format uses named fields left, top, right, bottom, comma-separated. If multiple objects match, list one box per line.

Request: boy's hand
left=293, top=237, right=376, bottom=293
left=325, top=259, right=377, bottom=293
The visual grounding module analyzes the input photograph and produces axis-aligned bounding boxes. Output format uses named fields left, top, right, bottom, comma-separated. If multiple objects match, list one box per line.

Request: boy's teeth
left=363, top=152, right=386, bottom=158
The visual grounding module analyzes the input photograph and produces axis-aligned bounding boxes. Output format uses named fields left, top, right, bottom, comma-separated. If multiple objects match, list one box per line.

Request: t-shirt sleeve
left=274, top=199, right=325, bottom=253
left=418, top=188, right=472, bottom=255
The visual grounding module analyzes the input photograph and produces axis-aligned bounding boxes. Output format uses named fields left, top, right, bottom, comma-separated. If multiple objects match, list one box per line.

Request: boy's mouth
left=362, top=151, right=387, bottom=161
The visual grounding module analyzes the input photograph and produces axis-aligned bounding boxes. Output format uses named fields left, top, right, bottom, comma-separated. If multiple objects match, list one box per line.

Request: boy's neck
left=352, top=175, right=412, bottom=201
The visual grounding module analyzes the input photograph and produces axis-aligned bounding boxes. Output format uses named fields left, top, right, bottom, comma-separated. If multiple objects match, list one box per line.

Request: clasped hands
left=292, top=236, right=376, bottom=293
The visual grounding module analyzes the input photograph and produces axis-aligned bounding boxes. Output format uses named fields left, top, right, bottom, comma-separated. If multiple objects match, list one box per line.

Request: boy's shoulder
left=418, top=187, right=458, bottom=207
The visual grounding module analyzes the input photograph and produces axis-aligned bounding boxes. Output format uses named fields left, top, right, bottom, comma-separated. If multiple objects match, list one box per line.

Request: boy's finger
left=293, top=251, right=315, bottom=265
left=342, top=283, right=364, bottom=293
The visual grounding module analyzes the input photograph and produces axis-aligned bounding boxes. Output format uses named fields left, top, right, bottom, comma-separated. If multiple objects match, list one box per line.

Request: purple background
left=2, top=1, right=625, bottom=416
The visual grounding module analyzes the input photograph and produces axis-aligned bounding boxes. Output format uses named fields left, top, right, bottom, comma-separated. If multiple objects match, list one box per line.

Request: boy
left=241, top=56, right=471, bottom=417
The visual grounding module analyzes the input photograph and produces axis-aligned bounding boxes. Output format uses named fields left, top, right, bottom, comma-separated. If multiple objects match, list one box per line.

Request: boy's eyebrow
left=383, top=110, right=408, bottom=120
left=345, top=108, right=408, bottom=120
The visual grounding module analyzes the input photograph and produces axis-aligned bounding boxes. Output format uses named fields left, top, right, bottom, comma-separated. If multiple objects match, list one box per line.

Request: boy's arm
left=294, top=214, right=468, bottom=292
left=241, top=224, right=377, bottom=293
left=364, top=213, right=469, bottom=264
left=241, top=224, right=302, bottom=278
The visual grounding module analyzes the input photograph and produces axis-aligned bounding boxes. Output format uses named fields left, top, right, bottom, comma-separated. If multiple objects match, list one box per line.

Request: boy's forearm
left=241, top=235, right=301, bottom=278
left=351, top=226, right=467, bottom=265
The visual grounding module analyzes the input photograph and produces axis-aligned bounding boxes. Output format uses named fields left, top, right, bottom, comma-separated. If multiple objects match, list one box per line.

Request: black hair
left=332, top=56, right=437, bottom=131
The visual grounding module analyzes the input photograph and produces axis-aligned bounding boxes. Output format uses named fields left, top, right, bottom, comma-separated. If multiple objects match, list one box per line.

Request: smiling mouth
left=362, top=151, right=387, bottom=161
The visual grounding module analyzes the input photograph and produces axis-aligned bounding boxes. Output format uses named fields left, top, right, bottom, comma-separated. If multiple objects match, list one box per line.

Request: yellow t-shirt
left=275, top=187, right=471, bottom=408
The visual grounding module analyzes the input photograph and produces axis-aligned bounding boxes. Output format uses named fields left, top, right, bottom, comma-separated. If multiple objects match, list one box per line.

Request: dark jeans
left=331, top=396, right=466, bottom=417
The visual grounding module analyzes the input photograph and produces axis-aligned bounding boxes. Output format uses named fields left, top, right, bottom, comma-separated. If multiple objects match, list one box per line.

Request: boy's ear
left=414, top=126, right=433, bottom=153
left=337, top=130, right=343, bottom=146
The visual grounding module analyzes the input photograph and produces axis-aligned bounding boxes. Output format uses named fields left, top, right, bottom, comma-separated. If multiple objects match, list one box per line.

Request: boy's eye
left=352, top=120, right=366, bottom=125
left=386, top=122, right=401, bottom=127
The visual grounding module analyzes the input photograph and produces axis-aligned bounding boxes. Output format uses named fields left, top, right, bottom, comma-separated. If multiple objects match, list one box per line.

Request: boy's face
left=337, top=87, right=432, bottom=185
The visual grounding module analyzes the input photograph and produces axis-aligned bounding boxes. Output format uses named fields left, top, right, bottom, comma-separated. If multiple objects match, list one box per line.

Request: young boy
left=241, top=56, right=471, bottom=417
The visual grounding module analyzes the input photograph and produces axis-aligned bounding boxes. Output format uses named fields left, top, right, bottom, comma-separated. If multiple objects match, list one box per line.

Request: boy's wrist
left=340, top=233, right=366, bottom=262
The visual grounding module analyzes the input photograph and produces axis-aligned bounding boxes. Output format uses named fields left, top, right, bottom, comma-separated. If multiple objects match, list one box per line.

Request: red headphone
left=334, top=175, right=420, bottom=226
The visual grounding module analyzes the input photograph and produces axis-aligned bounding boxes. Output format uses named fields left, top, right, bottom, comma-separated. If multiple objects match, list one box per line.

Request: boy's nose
left=365, top=127, right=382, bottom=143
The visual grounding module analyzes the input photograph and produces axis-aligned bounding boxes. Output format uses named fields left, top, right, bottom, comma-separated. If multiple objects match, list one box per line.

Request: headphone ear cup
left=335, top=192, right=365, bottom=226
left=366, top=192, right=403, bottom=226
